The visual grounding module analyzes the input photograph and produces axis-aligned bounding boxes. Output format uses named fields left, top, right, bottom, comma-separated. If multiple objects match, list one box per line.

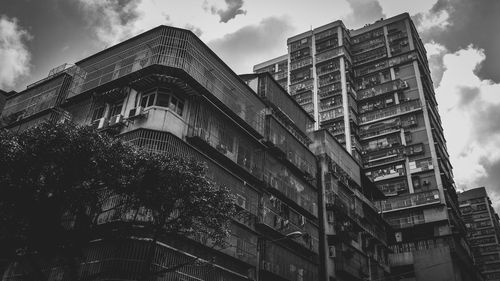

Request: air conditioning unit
left=93, top=117, right=108, bottom=130
left=108, top=114, right=124, bottom=126
left=128, top=106, right=144, bottom=120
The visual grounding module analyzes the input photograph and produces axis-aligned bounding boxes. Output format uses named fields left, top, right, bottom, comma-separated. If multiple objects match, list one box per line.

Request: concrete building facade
left=0, top=25, right=391, bottom=281
left=255, top=13, right=480, bottom=281
left=459, top=187, right=500, bottom=281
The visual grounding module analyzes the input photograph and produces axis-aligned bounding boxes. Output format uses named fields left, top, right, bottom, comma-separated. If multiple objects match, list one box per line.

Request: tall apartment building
left=459, top=187, right=500, bottom=280
left=255, top=13, right=480, bottom=280
left=0, top=25, right=391, bottom=281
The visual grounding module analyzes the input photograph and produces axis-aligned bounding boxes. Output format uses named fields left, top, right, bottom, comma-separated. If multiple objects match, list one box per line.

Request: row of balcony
left=263, top=171, right=317, bottom=216
left=387, top=214, right=425, bottom=229
left=319, top=107, right=344, bottom=122
left=289, top=79, right=314, bottom=95
left=357, top=79, right=409, bottom=100
left=363, top=148, right=406, bottom=169
left=316, top=46, right=349, bottom=64
left=359, top=99, right=422, bottom=125
left=325, top=192, right=387, bottom=243
left=257, top=206, right=319, bottom=253
left=352, top=47, right=387, bottom=65
left=315, top=28, right=337, bottom=42
left=318, top=82, right=342, bottom=99
left=377, top=189, right=441, bottom=212
left=290, top=57, right=313, bottom=71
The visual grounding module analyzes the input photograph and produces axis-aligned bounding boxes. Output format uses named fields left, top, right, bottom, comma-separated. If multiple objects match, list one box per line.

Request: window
left=156, top=92, right=170, bottom=107
left=139, top=88, right=185, bottom=116
left=140, top=91, right=156, bottom=108
left=169, top=95, right=185, bottom=116
left=109, top=102, right=123, bottom=116
left=92, top=105, right=105, bottom=121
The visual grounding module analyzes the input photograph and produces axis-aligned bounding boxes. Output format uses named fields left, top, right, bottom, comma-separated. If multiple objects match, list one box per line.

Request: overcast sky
left=1, top=0, right=500, bottom=210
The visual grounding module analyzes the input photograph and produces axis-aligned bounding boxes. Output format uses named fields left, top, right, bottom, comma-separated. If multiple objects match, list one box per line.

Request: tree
left=0, top=121, right=236, bottom=281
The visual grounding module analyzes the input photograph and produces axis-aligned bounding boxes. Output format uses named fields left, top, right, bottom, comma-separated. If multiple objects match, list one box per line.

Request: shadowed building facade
left=255, top=13, right=481, bottom=281
left=0, top=25, right=391, bottom=281
left=459, top=187, right=500, bottom=281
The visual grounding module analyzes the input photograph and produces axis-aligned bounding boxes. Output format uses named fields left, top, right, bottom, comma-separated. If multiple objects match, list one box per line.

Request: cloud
left=71, top=0, right=143, bottom=46
left=204, top=0, right=247, bottom=23
left=0, top=15, right=32, bottom=90
left=415, top=0, right=500, bottom=83
left=414, top=9, right=450, bottom=32
left=208, top=16, right=294, bottom=73
left=377, top=0, right=439, bottom=16
left=434, top=45, right=500, bottom=212
left=342, top=0, right=385, bottom=29
left=425, top=42, right=447, bottom=87
left=184, top=24, right=203, bottom=37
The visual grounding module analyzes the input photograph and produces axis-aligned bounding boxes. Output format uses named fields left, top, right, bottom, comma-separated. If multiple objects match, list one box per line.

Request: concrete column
left=413, top=61, right=445, bottom=205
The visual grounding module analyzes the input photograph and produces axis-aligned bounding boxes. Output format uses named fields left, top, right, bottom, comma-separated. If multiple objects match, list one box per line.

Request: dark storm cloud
left=342, top=0, right=385, bottom=29
left=208, top=17, right=294, bottom=73
left=204, top=0, right=247, bottom=23
left=415, top=0, right=500, bottom=83
left=0, top=0, right=143, bottom=90
left=60, top=0, right=143, bottom=45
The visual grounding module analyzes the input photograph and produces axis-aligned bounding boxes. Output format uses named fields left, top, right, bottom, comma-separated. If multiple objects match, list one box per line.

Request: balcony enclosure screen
left=70, top=27, right=266, bottom=135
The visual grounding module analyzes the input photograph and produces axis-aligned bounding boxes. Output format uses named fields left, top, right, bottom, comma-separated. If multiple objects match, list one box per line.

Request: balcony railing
left=409, top=158, right=434, bottom=174
left=319, top=107, right=344, bottom=122
left=359, top=100, right=421, bottom=125
left=316, top=65, right=341, bottom=76
left=290, top=57, right=313, bottom=71
left=263, top=170, right=317, bottom=216
left=289, top=79, right=314, bottom=95
left=257, top=206, right=319, bottom=253
left=377, top=189, right=441, bottom=212
left=388, top=31, right=408, bottom=42
left=315, top=46, right=347, bottom=64
left=318, top=82, right=342, bottom=99
left=274, top=72, right=287, bottom=81
left=388, top=214, right=426, bottom=229
left=326, top=192, right=387, bottom=242
left=357, top=79, right=409, bottom=100
left=187, top=125, right=263, bottom=180
left=363, top=147, right=405, bottom=168
left=388, top=51, right=418, bottom=67
left=266, top=117, right=317, bottom=177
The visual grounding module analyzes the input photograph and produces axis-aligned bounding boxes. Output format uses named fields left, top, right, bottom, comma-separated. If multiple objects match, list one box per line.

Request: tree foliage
left=0, top=121, right=236, bottom=279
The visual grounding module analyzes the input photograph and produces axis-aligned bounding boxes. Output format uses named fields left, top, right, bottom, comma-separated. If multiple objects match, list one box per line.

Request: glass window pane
left=92, top=106, right=105, bottom=120
left=170, top=96, right=178, bottom=111
left=140, top=96, right=148, bottom=108
left=176, top=101, right=184, bottom=116
left=147, top=94, right=155, bottom=107
left=156, top=93, right=170, bottom=107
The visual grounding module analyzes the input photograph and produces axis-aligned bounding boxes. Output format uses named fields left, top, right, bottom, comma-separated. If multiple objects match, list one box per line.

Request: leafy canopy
left=0, top=121, right=236, bottom=260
